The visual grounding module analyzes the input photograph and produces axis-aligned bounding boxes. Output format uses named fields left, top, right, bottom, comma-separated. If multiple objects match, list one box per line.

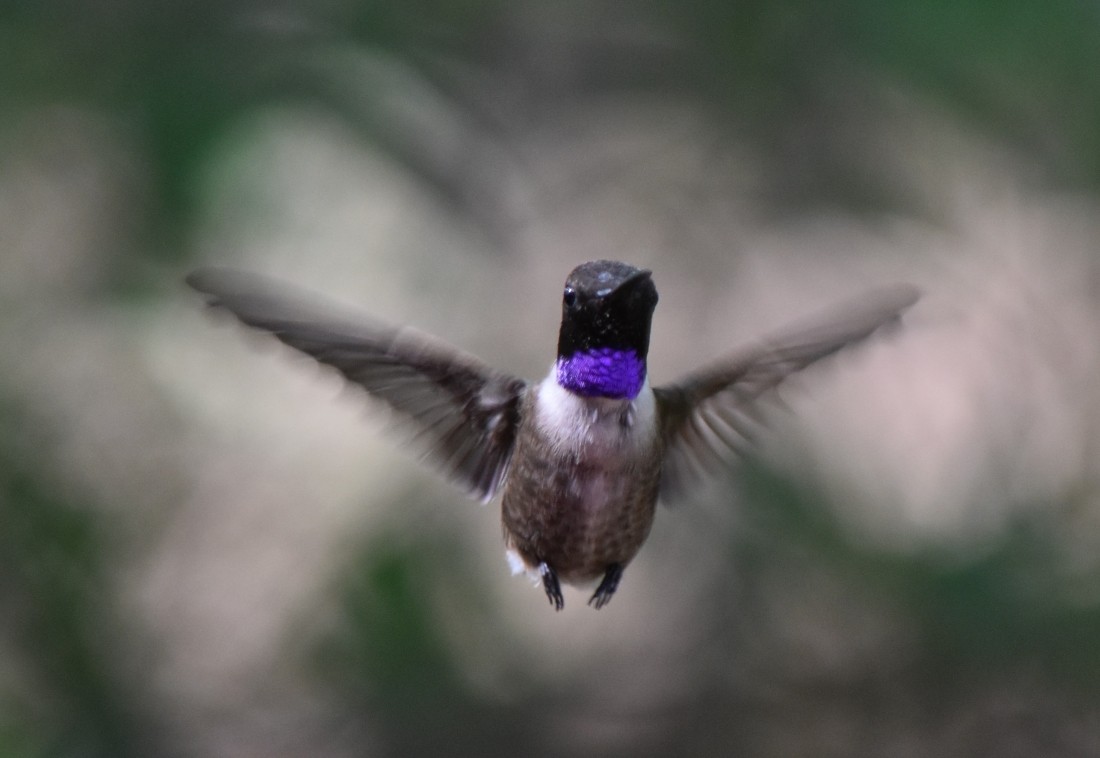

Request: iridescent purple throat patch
left=556, top=348, right=645, bottom=399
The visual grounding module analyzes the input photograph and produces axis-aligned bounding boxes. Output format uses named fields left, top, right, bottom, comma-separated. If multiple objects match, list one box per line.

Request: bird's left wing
left=187, top=268, right=527, bottom=501
left=653, top=285, right=919, bottom=502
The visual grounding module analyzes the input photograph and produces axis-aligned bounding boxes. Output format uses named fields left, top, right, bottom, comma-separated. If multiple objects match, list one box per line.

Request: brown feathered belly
left=500, top=436, right=662, bottom=585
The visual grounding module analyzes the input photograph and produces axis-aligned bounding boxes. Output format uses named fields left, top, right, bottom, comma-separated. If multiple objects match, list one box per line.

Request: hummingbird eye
left=563, top=287, right=577, bottom=308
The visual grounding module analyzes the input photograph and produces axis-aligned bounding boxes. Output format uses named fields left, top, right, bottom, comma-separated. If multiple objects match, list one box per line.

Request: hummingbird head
left=555, top=260, right=658, bottom=399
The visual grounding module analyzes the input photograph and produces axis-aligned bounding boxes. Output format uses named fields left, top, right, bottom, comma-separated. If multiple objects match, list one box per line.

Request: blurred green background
left=3, top=1, right=1100, bottom=756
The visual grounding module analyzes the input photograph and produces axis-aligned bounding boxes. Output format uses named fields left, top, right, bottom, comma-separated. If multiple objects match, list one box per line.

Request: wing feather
left=654, top=284, right=919, bottom=502
left=187, top=268, right=526, bottom=501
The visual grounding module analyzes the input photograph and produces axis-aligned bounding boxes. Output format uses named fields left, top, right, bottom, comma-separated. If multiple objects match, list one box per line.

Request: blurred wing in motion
left=187, top=268, right=527, bottom=501
left=654, top=285, right=919, bottom=502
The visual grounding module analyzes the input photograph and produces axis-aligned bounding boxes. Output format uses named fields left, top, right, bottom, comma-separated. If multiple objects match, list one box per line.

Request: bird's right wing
left=653, top=285, right=919, bottom=502
left=187, top=268, right=527, bottom=501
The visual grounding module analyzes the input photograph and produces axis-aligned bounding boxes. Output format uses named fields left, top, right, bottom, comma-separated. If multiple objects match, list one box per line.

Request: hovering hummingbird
left=187, top=262, right=917, bottom=610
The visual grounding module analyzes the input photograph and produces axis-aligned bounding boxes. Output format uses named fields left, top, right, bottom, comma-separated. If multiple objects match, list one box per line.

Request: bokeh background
left=3, top=1, right=1100, bottom=756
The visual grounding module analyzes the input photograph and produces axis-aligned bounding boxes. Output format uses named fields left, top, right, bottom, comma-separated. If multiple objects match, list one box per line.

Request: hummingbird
left=187, top=262, right=917, bottom=610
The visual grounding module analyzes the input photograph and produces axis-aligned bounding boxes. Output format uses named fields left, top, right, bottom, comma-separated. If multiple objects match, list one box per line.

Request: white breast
left=533, top=369, right=657, bottom=460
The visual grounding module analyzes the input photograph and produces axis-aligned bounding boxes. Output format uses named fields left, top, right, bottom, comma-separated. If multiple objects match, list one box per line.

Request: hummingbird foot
left=588, top=563, right=624, bottom=609
left=539, top=562, right=564, bottom=611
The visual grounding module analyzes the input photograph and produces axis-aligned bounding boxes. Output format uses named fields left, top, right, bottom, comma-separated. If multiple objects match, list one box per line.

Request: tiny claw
left=539, top=562, right=564, bottom=611
left=588, top=563, right=624, bottom=609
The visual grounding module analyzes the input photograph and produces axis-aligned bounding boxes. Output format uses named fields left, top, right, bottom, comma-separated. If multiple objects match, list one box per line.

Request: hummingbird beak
left=623, top=268, right=653, bottom=288
left=600, top=268, right=652, bottom=298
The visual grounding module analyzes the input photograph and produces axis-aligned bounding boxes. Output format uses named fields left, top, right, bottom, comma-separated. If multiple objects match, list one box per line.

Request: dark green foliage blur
left=0, top=404, right=140, bottom=756
left=4, top=0, right=1100, bottom=276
